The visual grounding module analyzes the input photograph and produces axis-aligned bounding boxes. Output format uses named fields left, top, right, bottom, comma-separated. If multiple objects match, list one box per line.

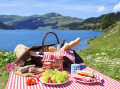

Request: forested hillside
left=60, top=12, right=120, bottom=30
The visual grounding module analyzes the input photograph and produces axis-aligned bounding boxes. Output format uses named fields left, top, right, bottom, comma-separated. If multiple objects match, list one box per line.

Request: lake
left=0, top=30, right=104, bottom=52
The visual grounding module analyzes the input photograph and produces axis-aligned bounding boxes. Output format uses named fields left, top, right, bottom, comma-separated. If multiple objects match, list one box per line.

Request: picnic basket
left=29, top=32, right=59, bottom=67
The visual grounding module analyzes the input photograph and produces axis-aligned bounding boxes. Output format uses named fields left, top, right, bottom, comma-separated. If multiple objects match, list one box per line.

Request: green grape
left=57, top=71, right=60, bottom=75
left=56, top=75, right=60, bottom=81
left=65, top=77, right=68, bottom=81
left=43, top=72, right=47, bottom=77
left=63, top=71, right=68, bottom=75
left=60, top=78, right=64, bottom=83
left=42, top=70, right=68, bottom=83
left=54, top=69, right=58, bottom=72
left=59, top=72, right=63, bottom=76
left=62, top=71, right=68, bottom=78
left=56, top=80, right=62, bottom=83
left=53, top=71, right=56, bottom=74
left=46, top=73, right=51, bottom=78
left=50, top=74, right=53, bottom=77
left=45, top=71, right=49, bottom=74
left=49, top=71, right=52, bottom=74
left=62, top=78, right=66, bottom=83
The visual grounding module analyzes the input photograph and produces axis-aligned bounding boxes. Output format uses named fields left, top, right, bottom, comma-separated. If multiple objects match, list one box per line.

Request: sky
left=0, top=0, right=120, bottom=19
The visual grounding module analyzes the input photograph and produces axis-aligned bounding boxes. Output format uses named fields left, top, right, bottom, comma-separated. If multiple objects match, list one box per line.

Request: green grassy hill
left=0, top=12, right=83, bottom=30
left=78, top=21, right=120, bottom=81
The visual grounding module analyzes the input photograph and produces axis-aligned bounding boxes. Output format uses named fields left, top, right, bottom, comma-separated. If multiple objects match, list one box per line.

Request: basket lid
left=14, top=43, right=57, bottom=63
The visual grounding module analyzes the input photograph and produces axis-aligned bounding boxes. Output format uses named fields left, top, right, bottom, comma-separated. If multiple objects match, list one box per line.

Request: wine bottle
left=61, top=39, right=65, bottom=48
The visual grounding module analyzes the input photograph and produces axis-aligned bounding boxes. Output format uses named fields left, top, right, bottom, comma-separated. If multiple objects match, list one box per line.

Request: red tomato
left=26, top=78, right=33, bottom=85
left=78, top=73, right=84, bottom=76
left=29, top=77, right=34, bottom=81
left=26, top=79, right=31, bottom=85
left=26, top=77, right=36, bottom=85
left=32, top=78, right=36, bottom=84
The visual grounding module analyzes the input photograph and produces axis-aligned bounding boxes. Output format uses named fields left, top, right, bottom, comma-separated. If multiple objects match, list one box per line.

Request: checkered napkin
left=71, top=73, right=102, bottom=83
left=71, top=64, right=80, bottom=75
left=42, top=50, right=75, bottom=63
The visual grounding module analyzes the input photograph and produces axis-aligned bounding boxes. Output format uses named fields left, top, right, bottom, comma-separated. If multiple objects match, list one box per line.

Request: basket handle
left=42, top=32, right=59, bottom=52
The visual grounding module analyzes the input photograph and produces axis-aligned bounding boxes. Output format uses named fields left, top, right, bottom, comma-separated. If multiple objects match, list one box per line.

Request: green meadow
left=78, top=21, right=120, bottom=82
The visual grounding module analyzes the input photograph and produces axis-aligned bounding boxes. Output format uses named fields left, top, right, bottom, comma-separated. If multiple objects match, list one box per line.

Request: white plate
left=76, top=76, right=102, bottom=84
left=40, top=77, right=69, bottom=85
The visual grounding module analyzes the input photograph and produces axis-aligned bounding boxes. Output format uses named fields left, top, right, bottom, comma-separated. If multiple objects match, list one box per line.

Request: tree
left=100, top=14, right=115, bottom=30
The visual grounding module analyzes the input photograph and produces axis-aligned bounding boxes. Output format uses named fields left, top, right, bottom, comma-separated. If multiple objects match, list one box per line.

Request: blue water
left=0, top=30, right=104, bottom=52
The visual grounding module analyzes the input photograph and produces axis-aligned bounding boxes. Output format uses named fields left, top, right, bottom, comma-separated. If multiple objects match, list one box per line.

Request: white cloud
left=97, top=6, right=107, bottom=12
left=113, top=2, right=120, bottom=12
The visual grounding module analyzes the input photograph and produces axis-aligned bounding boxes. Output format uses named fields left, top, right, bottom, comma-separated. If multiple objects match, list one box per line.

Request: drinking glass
left=43, top=61, right=52, bottom=70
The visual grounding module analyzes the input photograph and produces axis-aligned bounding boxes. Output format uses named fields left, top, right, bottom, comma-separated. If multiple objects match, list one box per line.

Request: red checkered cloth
left=42, top=50, right=75, bottom=63
left=6, top=65, right=120, bottom=89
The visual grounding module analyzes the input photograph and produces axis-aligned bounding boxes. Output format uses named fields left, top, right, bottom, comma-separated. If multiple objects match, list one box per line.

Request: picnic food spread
left=11, top=32, right=102, bottom=87
left=6, top=32, right=120, bottom=89
left=12, top=35, right=83, bottom=85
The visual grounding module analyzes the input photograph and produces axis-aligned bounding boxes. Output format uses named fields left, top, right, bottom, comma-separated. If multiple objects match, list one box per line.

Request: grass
left=78, top=21, right=120, bottom=82
left=0, top=71, right=10, bottom=89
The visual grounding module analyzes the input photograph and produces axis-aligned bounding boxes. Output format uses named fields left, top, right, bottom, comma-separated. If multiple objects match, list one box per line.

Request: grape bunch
left=42, top=69, right=68, bottom=83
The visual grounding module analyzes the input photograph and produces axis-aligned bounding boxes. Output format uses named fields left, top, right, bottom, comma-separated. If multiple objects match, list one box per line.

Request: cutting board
left=14, top=68, right=44, bottom=77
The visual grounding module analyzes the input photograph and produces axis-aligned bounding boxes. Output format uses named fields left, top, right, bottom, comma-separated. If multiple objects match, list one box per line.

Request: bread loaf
left=60, top=43, right=70, bottom=51
left=60, top=38, right=81, bottom=51
left=28, top=67, right=38, bottom=73
left=18, top=65, right=35, bottom=73
left=48, top=46, right=57, bottom=52
left=68, top=38, right=81, bottom=49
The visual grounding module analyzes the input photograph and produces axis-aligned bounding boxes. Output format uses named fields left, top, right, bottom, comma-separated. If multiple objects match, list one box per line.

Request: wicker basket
left=29, top=32, right=59, bottom=67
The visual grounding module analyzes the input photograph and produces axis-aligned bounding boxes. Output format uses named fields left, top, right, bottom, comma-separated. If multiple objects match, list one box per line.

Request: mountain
left=0, top=12, right=83, bottom=30
left=61, top=12, right=120, bottom=30
left=0, top=21, right=14, bottom=30
left=78, top=21, right=120, bottom=81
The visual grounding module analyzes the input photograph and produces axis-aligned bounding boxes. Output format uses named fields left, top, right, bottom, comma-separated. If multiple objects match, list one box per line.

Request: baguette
left=68, top=38, right=81, bottom=49
left=60, top=43, right=70, bottom=51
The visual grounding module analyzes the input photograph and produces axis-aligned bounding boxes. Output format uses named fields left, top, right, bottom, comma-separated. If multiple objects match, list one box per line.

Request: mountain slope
left=0, top=21, right=14, bottom=30
left=78, top=21, right=120, bottom=81
left=0, top=12, right=83, bottom=30
left=61, top=12, right=120, bottom=30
